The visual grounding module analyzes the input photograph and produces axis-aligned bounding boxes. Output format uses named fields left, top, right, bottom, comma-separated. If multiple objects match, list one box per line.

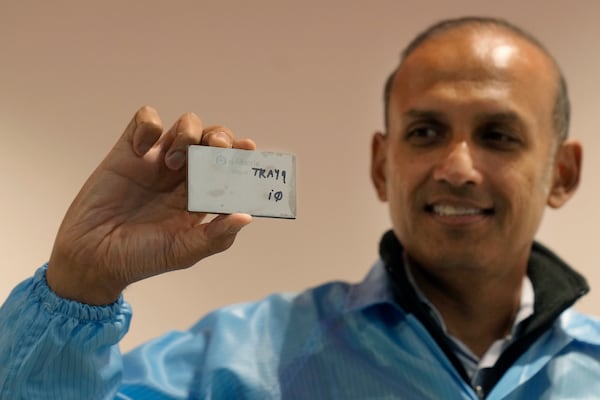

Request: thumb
left=201, top=213, right=253, bottom=256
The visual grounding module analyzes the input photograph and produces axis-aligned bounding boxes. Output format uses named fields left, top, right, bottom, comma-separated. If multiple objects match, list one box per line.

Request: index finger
left=126, top=105, right=164, bottom=156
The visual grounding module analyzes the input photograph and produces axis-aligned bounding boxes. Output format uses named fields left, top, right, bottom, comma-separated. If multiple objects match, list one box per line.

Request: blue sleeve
left=0, top=265, right=132, bottom=399
left=0, top=265, right=278, bottom=399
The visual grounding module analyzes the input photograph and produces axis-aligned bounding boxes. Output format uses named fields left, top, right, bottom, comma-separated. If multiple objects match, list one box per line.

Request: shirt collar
left=344, top=260, right=397, bottom=312
left=403, top=255, right=535, bottom=339
left=344, top=230, right=589, bottom=332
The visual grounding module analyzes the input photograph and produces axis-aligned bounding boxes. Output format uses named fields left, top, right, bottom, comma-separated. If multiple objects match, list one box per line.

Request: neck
left=407, top=257, right=526, bottom=357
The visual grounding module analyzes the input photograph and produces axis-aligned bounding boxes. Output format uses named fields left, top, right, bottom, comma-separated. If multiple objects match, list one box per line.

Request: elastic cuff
left=32, top=264, right=130, bottom=323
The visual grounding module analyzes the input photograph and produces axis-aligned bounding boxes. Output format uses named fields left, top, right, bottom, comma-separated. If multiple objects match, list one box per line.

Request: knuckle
left=137, top=105, right=157, bottom=117
left=181, top=111, right=203, bottom=126
left=135, top=106, right=163, bottom=131
left=205, top=125, right=234, bottom=137
left=175, top=112, right=203, bottom=141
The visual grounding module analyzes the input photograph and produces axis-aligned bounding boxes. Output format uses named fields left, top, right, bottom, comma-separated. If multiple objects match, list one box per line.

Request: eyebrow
left=403, top=109, right=446, bottom=121
left=403, top=109, right=524, bottom=124
left=475, top=111, right=523, bottom=124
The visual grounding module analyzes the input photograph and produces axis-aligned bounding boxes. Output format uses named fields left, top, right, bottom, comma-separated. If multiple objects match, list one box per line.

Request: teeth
left=432, top=204, right=483, bottom=216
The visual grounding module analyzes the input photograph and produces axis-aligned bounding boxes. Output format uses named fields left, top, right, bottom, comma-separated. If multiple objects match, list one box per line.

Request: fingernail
left=136, top=140, right=153, bottom=155
left=214, top=131, right=232, bottom=147
left=166, top=151, right=185, bottom=170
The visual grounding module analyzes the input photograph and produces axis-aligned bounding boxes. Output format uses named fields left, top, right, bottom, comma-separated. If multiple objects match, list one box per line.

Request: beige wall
left=1, top=0, right=599, bottom=352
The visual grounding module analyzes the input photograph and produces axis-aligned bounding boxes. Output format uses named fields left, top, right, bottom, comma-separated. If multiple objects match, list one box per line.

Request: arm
left=0, top=265, right=131, bottom=399
left=0, top=106, right=255, bottom=398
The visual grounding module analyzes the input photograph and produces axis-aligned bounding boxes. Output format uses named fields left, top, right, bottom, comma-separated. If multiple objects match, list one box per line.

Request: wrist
left=47, top=253, right=124, bottom=306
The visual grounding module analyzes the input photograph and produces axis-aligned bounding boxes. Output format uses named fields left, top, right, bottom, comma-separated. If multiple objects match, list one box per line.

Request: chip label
left=187, top=146, right=296, bottom=219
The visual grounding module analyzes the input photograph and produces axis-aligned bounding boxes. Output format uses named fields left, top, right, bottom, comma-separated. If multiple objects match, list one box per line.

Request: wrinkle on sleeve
left=0, top=264, right=132, bottom=399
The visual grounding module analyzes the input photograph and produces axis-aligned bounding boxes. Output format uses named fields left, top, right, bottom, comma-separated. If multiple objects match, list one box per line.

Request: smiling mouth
left=425, top=204, right=495, bottom=217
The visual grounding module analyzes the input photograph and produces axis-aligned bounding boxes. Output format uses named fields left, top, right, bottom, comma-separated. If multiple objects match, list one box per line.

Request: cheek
left=385, top=154, right=431, bottom=230
left=500, top=162, right=550, bottom=226
left=524, top=154, right=556, bottom=202
left=539, top=155, right=558, bottom=197
left=386, top=153, right=425, bottom=205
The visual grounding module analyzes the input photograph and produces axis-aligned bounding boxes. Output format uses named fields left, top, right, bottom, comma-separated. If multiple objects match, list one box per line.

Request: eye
left=479, top=127, right=522, bottom=149
left=406, top=125, right=444, bottom=146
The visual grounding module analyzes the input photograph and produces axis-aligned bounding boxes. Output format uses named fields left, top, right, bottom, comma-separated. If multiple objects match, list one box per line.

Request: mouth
left=425, top=203, right=494, bottom=217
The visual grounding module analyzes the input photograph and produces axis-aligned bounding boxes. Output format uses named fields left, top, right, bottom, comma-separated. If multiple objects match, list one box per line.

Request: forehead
left=390, top=27, right=558, bottom=118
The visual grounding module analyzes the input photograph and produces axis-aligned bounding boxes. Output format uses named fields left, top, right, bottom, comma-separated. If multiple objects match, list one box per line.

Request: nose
left=433, top=141, right=482, bottom=186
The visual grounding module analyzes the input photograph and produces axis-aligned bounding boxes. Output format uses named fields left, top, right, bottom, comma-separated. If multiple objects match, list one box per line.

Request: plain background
left=1, top=0, right=599, bottom=352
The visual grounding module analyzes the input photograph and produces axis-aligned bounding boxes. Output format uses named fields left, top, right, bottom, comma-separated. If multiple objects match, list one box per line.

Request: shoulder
left=559, top=308, right=600, bottom=346
left=188, top=279, right=354, bottom=338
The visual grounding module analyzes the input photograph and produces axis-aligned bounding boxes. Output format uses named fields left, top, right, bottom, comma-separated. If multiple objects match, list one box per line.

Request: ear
left=547, top=139, right=582, bottom=208
left=371, top=132, right=389, bottom=201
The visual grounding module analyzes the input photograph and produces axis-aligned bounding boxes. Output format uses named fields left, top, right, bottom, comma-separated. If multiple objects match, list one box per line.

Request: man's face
left=372, top=28, right=575, bottom=274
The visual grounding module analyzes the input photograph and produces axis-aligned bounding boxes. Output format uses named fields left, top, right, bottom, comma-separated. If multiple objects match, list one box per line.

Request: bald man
left=1, top=16, right=599, bottom=399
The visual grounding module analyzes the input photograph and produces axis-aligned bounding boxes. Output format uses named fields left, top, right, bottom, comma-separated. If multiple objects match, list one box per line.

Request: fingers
left=127, top=106, right=164, bottom=156
left=164, top=112, right=205, bottom=170
left=164, top=119, right=255, bottom=171
left=201, top=126, right=257, bottom=151
left=164, top=123, right=256, bottom=170
left=202, top=213, right=253, bottom=255
left=206, top=213, right=253, bottom=236
left=200, top=126, right=236, bottom=148
left=123, top=107, right=257, bottom=171
left=234, top=137, right=257, bottom=150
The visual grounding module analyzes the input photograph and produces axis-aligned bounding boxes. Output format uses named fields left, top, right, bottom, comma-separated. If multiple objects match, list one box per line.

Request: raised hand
left=46, top=106, right=255, bottom=305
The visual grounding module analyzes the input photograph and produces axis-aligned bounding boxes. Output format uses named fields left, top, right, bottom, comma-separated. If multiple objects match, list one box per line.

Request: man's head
left=371, top=17, right=582, bottom=275
left=384, top=17, right=571, bottom=142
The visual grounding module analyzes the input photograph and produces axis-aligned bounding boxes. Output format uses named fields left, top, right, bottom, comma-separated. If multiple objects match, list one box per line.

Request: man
left=1, top=16, right=599, bottom=399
